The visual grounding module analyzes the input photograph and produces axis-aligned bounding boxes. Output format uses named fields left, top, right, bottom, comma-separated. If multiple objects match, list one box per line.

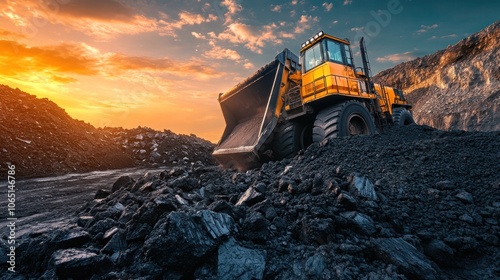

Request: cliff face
left=374, top=21, right=499, bottom=131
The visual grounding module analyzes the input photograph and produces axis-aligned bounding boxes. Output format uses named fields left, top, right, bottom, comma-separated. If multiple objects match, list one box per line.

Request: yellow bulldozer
left=213, top=31, right=414, bottom=169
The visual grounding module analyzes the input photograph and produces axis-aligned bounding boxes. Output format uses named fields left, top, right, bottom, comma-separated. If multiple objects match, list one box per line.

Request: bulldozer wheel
left=392, top=107, right=415, bottom=126
left=313, top=100, right=377, bottom=142
left=272, top=120, right=311, bottom=159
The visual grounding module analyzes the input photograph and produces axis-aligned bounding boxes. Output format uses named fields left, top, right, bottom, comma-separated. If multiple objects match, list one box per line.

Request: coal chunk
left=144, top=210, right=234, bottom=271
left=372, top=238, right=438, bottom=279
left=236, top=186, right=265, bottom=206
left=423, top=239, right=456, bottom=267
left=95, top=189, right=111, bottom=199
left=217, top=238, right=266, bottom=280
left=111, top=176, right=135, bottom=193
left=48, top=249, right=112, bottom=279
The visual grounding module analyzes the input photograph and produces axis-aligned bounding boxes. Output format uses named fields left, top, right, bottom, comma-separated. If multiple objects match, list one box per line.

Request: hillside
left=374, top=21, right=499, bottom=131
left=0, top=85, right=214, bottom=179
left=0, top=85, right=135, bottom=178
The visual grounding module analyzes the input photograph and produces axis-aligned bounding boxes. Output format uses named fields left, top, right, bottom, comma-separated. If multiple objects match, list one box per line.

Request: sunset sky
left=0, top=0, right=498, bottom=142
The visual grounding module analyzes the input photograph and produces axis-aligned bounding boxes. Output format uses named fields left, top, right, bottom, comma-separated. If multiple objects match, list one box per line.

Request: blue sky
left=0, top=0, right=497, bottom=141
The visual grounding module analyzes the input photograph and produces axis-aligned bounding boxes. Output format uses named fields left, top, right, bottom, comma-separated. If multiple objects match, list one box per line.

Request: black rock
left=77, top=216, right=94, bottom=228
left=154, top=194, right=178, bottom=212
left=170, top=175, right=198, bottom=191
left=242, top=211, right=269, bottom=243
left=443, top=236, right=480, bottom=255
left=337, top=192, right=358, bottom=210
left=111, top=175, right=135, bottom=193
left=103, top=226, right=119, bottom=240
left=101, top=231, right=127, bottom=254
left=89, top=218, right=118, bottom=237
left=134, top=202, right=161, bottom=226
left=300, top=218, right=334, bottom=245
left=47, top=248, right=112, bottom=279
left=95, top=189, right=111, bottom=199
left=423, top=239, right=456, bottom=267
left=278, top=177, right=292, bottom=192
left=236, top=187, right=265, bottom=206
left=340, top=211, right=376, bottom=236
left=144, top=210, right=234, bottom=271
left=126, top=223, right=152, bottom=241
left=305, top=253, right=326, bottom=277
left=209, top=200, right=238, bottom=218
left=254, top=182, right=267, bottom=193
left=216, top=238, right=266, bottom=280
left=52, top=227, right=91, bottom=249
left=455, top=191, right=474, bottom=204
left=372, top=238, right=438, bottom=279
left=348, top=174, right=378, bottom=200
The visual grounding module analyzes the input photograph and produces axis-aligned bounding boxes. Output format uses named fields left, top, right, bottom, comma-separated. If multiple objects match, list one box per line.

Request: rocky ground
left=0, top=85, right=214, bottom=179
left=4, top=125, right=498, bottom=279
left=374, top=21, right=499, bottom=132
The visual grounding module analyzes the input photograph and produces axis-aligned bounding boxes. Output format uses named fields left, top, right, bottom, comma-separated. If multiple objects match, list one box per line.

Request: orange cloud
left=294, top=15, right=319, bottom=34
left=105, top=53, right=222, bottom=80
left=203, top=41, right=241, bottom=61
left=220, top=0, right=243, bottom=24
left=0, top=1, right=216, bottom=39
left=0, top=40, right=99, bottom=79
left=0, top=27, right=26, bottom=39
left=211, top=22, right=282, bottom=54
left=0, top=38, right=223, bottom=82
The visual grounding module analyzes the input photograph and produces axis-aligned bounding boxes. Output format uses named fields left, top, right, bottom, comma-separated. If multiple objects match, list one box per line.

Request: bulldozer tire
left=392, top=107, right=415, bottom=126
left=272, top=120, right=311, bottom=159
left=313, top=100, right=377, bottom=143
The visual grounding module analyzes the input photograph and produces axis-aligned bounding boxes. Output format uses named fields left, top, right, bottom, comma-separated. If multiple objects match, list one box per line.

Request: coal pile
left=101, top=126, right=215, bottom=166
left=0, top=85, right=135, bottom=179
left=0, top=85, right=215, bottom=179
left=6, top=125, right=500, bottom=279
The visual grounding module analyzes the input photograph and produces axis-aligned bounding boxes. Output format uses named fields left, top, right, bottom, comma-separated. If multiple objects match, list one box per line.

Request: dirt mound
left=374, top=21, right=500, bottom=132
left=0, top=85, right=216, bottom=179
left=0, top=85, right=135, bottom=179
left=8, top=125, right=499, bottom=279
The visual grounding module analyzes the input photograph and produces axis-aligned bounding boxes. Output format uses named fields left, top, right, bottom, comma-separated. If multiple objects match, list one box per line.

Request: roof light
left=300, top=31, right=325, bottom=49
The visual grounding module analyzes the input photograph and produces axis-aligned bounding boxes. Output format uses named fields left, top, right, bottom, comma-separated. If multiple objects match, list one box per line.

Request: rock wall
left=374, top=21, right=500, bottom=132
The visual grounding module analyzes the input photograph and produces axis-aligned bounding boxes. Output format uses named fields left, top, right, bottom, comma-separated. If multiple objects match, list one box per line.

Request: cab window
left=326, top=40, right=343, bottom=63
left=344, top=44, right=353, bottom=65
left=303, top=43, right=323, bottom=72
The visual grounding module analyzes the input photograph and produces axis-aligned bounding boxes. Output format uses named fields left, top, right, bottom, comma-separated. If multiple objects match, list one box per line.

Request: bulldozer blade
left=213, top=48, right=300, bottom=170
left=213, top=60, right=284, bottom=169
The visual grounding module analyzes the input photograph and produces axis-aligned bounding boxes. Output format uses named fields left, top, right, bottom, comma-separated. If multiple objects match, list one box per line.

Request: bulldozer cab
left=300, top=31, right=353, bottom=73
left=299, top=31, right=372, bottom=104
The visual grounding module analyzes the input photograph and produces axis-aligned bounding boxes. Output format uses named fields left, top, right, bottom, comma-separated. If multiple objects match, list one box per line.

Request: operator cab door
left=324, top=39, right=357, bottom=92
left=301, top=38, right=358, bottom=103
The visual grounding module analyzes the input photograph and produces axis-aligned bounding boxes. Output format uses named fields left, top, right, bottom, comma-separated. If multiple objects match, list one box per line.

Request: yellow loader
left=213, top=31, right=414, bottom=169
